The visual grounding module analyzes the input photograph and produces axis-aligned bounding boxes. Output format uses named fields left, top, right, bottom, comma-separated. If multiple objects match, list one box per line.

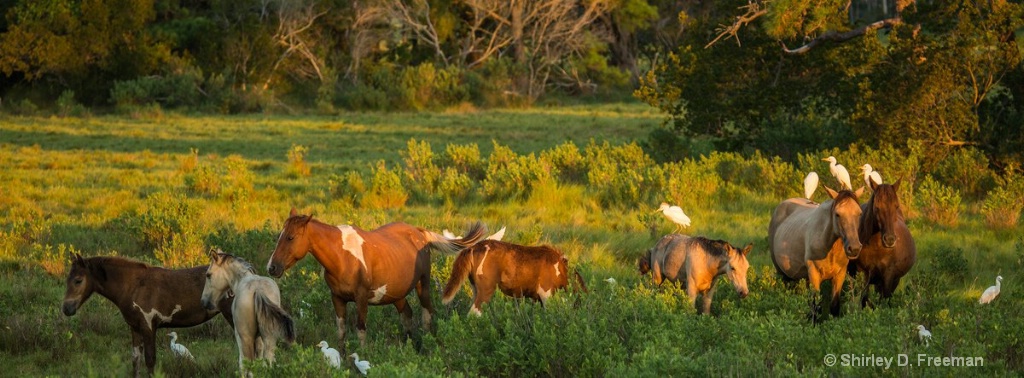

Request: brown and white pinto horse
left=62, top=254, right=234, bottom=377
left=848, top=179, right=916, bottom=307
left=266, top=209, right=486, bottom=348
left=441, top=240, right=588, bottom=315
left=769, top=186, right=864, bottom=318
left=638, top=234, right=753, bottom=315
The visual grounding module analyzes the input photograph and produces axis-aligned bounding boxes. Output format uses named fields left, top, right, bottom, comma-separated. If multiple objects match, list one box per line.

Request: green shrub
left=361, top=160, right=408, bottom=209
left=441, top=143, right=485, bottom=180
left=287, top=144, right=311, bottom=178
left=932, top=147, right=996, bottom=199
left=184, top=164, right=222, bottom=196
left=931, top=246, right=969, bottom=281
left=438, top=167, right=474, bottom=204
left=540, top=141, right=587, bottom=183
left=662, top=159, right=721, bottom=211
left=586, top=141, right=665, bottom=207
left=55, top=90, right=88, bottom=117
left=329, top=171, right=366, bottom=204
left=401, top=139, right=441, bottom=199
left=32, top=243, right=79, bottom=277
left=481, top=143, right=552, bottom=200
left=981, top=180, right=1023, bottom=228
left=10, top=98, right=38, bottom=116
left=123, top=191, right=205, bottom=267
left=110, top=68, right=204, bottom=111
left=916, top=175, right=961, bottom=226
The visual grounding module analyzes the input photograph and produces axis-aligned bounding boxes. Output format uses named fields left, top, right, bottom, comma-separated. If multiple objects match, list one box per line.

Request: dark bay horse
left=639, top=234, right=753, bottom=315
left=847, top=179, right=917, bottom=307
left=266, top=209, right=486, bottom=347
left=441, top=240, right=588, bottom=315
left=62, top=254, right=234, bottom=376
left=769, top=186, right=864, bottom=318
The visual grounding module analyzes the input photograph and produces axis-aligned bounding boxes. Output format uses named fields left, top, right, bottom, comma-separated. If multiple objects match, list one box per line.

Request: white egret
left=654, top=203, right=691, bottom=233
left=349, top=353, right=371, bottom=376
left=167, top=332, right=194, bottom=361
left=442, top=229, right=460, bottom=240
left=604, top=277, right=617, bottom=285
left=486, top=226, right=506, bottom=241
left=861, top=164, right=883, bottom=188
left=804, top=172, right=819, bottom=201
left=822, top=156, right=853, bottom=190
left=917, top=325, right=932, bottom=346
left=979, top=275, right=1002, bottom=304
left=317, top=340, right=341, bottom=368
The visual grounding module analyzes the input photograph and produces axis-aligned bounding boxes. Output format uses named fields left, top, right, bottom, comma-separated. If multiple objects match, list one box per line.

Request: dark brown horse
left=266, top=209, right=486, bottom=348
left=848, top=179, right=917, bottom=307
left=62, top=254, right=234, bottom=376
left=441, top=240, right=588, bottom=315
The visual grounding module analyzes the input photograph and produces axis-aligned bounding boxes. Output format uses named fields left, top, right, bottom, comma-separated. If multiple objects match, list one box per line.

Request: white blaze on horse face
left=370, top=284, right=388, bottom=304
left=553, top=261, right=560, bottom=277
left=338, top=225, right=367, bottom=272
left=133, top=303, right=183, bottom=330
left=476, top=245, right=490, bottom=276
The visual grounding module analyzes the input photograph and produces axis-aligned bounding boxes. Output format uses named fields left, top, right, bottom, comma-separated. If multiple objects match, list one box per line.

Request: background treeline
left=1, top=0, right=1023, bottom=168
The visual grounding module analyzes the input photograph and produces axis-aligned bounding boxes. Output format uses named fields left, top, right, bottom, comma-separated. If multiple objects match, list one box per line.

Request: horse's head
left=637, top=249, right=652, bottom=275
left=201, top=250, right=234, bottom=311
left=723, top=242, right=753, bottom=299
left=267, top=208, right=315, bottom=278
left=62, top=254, right=100, bottom=316
left=868, top=179, right=902, bottom=249
left=825, top=185, right=865, bottom=259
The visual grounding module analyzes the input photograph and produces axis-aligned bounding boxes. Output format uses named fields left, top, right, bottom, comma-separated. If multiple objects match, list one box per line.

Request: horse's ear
left=207, top=248, right=220, bottom=263
left=742, top=243, right=754, bottom=256
left=73, top=253, right=84, bottom=264
left=823, top=185, right=838, bottom=199
left=289, top=208, right=298, bottom=218
left=893, top=177, right=902, bottom=191
left=303, top=212, right=315, bottom=226
left=854, top=186, right=865, bottom=199
left=869, top=178, right=879, bottom=192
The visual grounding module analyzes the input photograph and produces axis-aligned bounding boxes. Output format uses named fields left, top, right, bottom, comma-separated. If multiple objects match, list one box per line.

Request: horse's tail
left=254, top=291, right=296, bottom=344
left=441, top=246, right=477, bottom=305
left=423, top=221, right=488, bottom=254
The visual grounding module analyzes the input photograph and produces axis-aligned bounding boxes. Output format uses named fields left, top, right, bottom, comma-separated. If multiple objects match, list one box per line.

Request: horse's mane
left=216, top=252, right=256, bottom=274
left=87, top=256, right=153, bottom=270
left=692, top=236, right=730, bottom=257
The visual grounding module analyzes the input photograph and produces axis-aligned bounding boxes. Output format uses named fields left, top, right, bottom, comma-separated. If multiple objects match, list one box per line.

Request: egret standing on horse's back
left=861, top=164, right=883, bottom=188
left=655, top=202, right=691, bottom=232
left=804, top=172, right=819, bottom=202
left=823, top=156, right=853, bottom=190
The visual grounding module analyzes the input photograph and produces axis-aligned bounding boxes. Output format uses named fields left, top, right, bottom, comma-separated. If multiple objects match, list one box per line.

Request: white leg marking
left=133, top=303, right=183, bottom=330
left=476, top=245, right=490, bottom=276
left=469, top=306, right=482, bottom=316
left=338, top=225, right=368, bottom=271
left=370, top=284, right=388, bottom=304
left=537, top=285, right=553, bottom=301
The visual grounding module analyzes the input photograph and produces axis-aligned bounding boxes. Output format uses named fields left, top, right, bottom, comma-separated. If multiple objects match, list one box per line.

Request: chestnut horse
left=848, top=179, right=917, bottom=307
left=441, top=240, right=588, bottom=315
left=769, top=187, right=864, bottom=318
left=266, top=209, right=486, bottom=347
left=638, top=234, right=753, bottom=315
left=62, top=254, right=234, bottom=377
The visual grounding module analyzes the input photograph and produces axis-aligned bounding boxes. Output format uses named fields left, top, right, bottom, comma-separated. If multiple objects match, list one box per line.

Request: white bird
left=654, top=202, right=691, bottom=233
left=318, top=340, right=341, bottom=368
left=861, top=164, right=883, bottom=188
left=486, top=226, right=506, bottom=241
left=804, top=172, right=819, bottom=201
left=822, top=156, right=853, bottom=190
left=979, top=275, right=1002, bottom=304
left=167, top=332, right=194, bottom=361
left=604, top=277, right=617, bottom=285
left=917, top=325, right=932, bottom=346
left=442, top=229, right=461, bottom=240
left=349, top=353, right=371, bottom=376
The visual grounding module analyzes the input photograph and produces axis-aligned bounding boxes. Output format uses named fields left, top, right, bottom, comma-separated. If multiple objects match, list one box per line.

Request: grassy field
left=1, top=102, right=1021, bottom=377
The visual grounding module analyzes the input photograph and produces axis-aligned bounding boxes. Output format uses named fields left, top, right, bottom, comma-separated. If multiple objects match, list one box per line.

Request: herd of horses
left=61, top=179, right=915, bottom=376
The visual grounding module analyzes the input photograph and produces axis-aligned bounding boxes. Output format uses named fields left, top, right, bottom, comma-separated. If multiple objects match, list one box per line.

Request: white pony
left=201, top=250, right=295, bottom=375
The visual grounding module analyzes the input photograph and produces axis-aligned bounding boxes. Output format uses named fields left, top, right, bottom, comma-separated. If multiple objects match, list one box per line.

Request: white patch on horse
left=537, top=285, right=553, bottom=302
left=469, top=306, right=482, bottom=316
left=370, top=284, right=388, bottom=303
left=338, top=225, right=367, bottom=271
left=476, top=245, right=490, bottom=276
left=133, top=302, right=182, bottom=330
left=554, top=261, right=560, bottom=276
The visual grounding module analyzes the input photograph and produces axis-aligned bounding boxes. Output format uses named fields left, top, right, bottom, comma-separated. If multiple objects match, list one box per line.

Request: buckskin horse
left=639, top=234, right=753, bottom=315
left=847, top=179, right=916, bottom=307
left=62, top=254, right=234, bottom=376
left=769, top=186, right=864, bottom=319
left=266, top=209, right=486, bottom=348
left=441, top=240, right=588, bottom=315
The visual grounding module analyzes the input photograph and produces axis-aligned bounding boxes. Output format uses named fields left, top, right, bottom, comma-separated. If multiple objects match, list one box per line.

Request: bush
left=55, top=90, right=88, bottom=117
left=110, top=68, right=204, bottom=112
left=981, top=180, right=1023, bottom=228
left=287, top=144, right=311, bottom=178
left=401, top=139, right=441, bottom=199
left=441, top=143, right=485, bottom=180
left=662, top=159, right=721, bottom=211
left=481, top=143, right=553, bottom=200
left=438, top=167, right=474, bottom=204
left=360, top=160, right=408, bottom=209
left=540, top=141, right=587, bottom=183
left=916, top=175, right=961, bottom=226
left=931, top=246, right=969, bottom=281
left=586, top=141, right=665, bottom=207
left=931, top=147, right=996, bottom=199
left=122, top=191, right=206, bottom=267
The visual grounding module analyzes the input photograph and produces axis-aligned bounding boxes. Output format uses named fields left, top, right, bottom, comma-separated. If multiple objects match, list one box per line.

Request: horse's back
left=649, top=234, right=691, bottom=282
left=768, top=198, right=821, bottom=279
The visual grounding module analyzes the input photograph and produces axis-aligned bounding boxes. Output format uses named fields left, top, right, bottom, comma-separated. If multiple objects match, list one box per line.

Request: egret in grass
left=822, top=156, right=853, bottom=190
left=917, top=325, right=932, bottom=346
left=167, top=332, right=194, bottom=361
left=486, top=226, right=506, bottom=241
left=804, top=172, right=819, bottom=201
left=861, top=164, right=883, bottom=188
left=979, top=275, right=1002, bottom=304
left=654, top=203, right=691, bottom=233
left=349, top=353, right=371, bottom=376
left=318, top=340, right=341, bottom=368
left=605, top=277, right=617, bottom=285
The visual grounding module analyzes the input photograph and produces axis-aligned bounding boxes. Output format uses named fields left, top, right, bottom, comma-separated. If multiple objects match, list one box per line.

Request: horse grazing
left=201, top=250, right=295, bottom=374
left=769, top=186, right=864, bottom=318
left=847, top=179, right=916, bottom=307
left=62, top=254, right=234, bottom=377
left=441, top=240, right=588, bottom=315
left=266, top=209, right=486, bottom=347
left=638, top=234, right=753, bottom=314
